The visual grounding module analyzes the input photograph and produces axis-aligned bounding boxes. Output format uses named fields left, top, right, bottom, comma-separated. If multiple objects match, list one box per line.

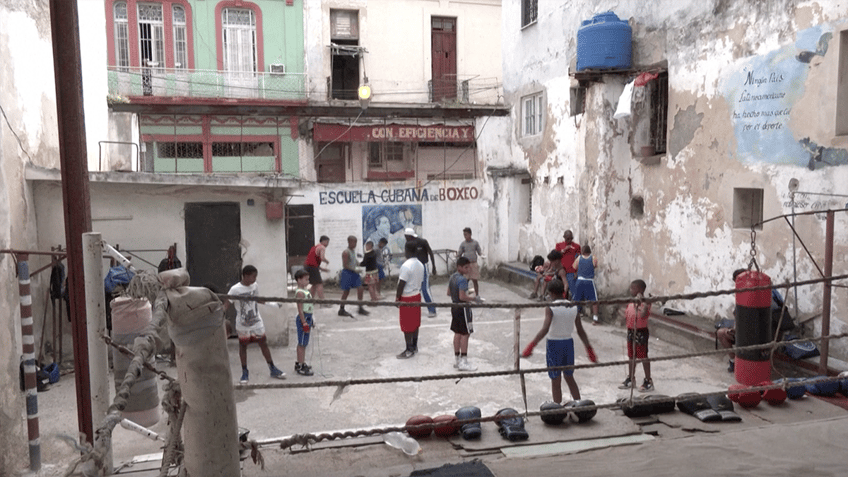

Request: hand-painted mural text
left=319, top=186, right=479, bottom=205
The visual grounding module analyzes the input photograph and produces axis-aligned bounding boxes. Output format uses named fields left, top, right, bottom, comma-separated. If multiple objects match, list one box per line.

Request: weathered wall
left=305, top=0, right=502, bottom=104
left=501, top=0, right=848, bottom=358
left=0, top=0, right=59, bottom=470
left=289, top=178, right=489, bottom=277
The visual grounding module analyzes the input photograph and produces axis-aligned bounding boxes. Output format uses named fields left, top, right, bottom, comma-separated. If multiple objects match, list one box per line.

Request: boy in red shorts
left=619, top=279, right=653, bottom=392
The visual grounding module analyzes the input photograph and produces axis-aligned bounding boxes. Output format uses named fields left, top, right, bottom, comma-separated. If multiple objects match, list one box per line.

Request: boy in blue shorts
left=338, top=235, right=370, bottom=317
left=521, top=280, right=597, bottom=403
left=293, top=269, right=314, bottom=376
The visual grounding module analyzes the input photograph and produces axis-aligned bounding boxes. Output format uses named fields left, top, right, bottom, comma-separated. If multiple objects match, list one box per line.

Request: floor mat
left=410, top=460, right=494, bottom=477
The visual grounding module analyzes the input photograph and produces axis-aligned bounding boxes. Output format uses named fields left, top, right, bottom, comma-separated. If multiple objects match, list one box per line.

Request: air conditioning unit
left=269, top=64, right=286, bottom=75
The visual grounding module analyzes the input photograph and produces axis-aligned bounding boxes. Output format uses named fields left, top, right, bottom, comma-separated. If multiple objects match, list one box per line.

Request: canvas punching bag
left=734, top=270, right=772, bottom=384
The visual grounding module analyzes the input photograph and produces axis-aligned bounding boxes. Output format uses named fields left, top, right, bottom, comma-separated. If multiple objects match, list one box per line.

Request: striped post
left=16, top=253, right=41, bottom=471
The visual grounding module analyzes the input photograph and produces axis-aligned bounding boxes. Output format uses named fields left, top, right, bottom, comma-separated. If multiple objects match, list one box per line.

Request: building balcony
left=107, top=66, right=307, bottom=102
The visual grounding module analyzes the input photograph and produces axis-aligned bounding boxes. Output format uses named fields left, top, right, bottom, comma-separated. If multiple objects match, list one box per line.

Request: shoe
left=357, top=307, right=370, bottom=316
left=427, top=311, right=437, bottom=318
left=529, top=292, right=538, bottom=299
left=639, top=379, right=654, bottom=393
left=295, top=363, right=314, bottom=376
left=239, top=369, right=249, bottom=384
left=454, top=356, right=460, bottom=369
left=618, top=377, right=632, bottom=389
left=727, top=360, right=735, bottom=373
left=338, top=308, right=352, bottom=317
left=457, top=357, right=477, bottom=372
left=269, top=365, right=286, bottom=379
left=396, top=349, right=415, bottom=359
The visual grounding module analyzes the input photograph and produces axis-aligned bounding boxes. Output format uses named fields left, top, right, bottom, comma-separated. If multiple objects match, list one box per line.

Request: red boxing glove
left=585, top=345, right=597, bottom=363
left=522, top=341, right=538, bottom=358
left=302, top=323, right=310, bottom=333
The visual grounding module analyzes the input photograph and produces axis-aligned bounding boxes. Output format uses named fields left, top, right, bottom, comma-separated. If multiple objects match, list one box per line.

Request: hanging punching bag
left=734, top=270, right=772, bottom=385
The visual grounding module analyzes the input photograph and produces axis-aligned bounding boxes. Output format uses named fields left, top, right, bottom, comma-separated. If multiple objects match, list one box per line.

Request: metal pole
left=790, top=191, right=798, bottom=319
left=50, top=0, right=94, bottom=444
left=83, top=233, right=111, bottom=472
left=15, top=254, right=41, bottom=472
left=819, top=210, right=834, bottom=375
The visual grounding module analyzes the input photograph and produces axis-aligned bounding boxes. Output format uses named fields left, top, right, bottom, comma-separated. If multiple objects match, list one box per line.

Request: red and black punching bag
left=734, top=270, right=772, bottom=384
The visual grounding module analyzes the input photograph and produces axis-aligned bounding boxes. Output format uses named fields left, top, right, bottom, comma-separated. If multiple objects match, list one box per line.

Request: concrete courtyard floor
left=21, top=277, right=848, bottom=476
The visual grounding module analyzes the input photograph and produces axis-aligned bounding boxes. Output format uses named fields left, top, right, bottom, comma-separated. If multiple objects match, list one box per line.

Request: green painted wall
left=189, top=0, right=304, bottom=75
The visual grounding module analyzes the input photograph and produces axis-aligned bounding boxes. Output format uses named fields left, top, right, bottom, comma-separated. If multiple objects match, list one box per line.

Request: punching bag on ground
left=734, top=270, right=772, bottom=385
left=111, top=297, right=160, bottom=427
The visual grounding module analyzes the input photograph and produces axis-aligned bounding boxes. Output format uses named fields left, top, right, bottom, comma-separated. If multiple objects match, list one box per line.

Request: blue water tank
left=576, top=12, right=632, bottom=71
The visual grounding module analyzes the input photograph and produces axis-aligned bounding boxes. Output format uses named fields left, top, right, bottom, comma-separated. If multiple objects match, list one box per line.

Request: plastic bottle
left=382, top=432, right=421, bottom=455
left=120, top=418, right=164, bottom=441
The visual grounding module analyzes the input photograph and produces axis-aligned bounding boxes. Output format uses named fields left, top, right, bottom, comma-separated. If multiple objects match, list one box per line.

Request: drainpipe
left=50, top=0, right=94, bottom=444
left=15, top=254, right=40, bottom=472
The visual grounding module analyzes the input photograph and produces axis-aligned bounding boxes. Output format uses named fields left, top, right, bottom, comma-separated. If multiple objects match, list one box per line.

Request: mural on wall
left=722, top=26, right=847, bottom=169
left=362, top=204, right=423, bottom=266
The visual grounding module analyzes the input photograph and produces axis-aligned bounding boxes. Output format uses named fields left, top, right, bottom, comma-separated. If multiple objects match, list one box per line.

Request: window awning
left=330, top=43, right=367, bottom=57
left=313, top=123, right=476, bottom=143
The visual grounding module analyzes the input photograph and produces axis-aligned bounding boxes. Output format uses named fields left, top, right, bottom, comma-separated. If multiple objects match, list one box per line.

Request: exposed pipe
left=15, top=254, right=40, bottom=471
left=50, top=0, right=95, bottom=444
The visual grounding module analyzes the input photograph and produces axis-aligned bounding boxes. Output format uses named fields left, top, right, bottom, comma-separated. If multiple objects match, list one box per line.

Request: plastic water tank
left=576, top=12, right=632, bottom=71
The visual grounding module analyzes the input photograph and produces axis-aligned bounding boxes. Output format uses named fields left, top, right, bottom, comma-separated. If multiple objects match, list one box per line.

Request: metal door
left=286, top=204, right=314, bottom=268
left=184, top=202, right=242, bottom=291
left=431, top=17, right=457, bottom=102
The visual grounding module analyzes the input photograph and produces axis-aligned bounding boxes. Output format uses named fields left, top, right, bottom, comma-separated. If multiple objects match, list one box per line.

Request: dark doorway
left=286, top=204, right=315, bottom=269
left=185, top=202, right=242, bottom=292
left=331, top=40, right=360, bottom=100
left=431, top=17, right=457, bottom=102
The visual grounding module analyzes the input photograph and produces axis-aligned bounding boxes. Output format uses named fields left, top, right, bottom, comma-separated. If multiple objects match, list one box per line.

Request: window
left=138, top=3, right=164, bottom=68
left=222, top=8, right=257, bottom=74
left=172, top=5, right=187, bottom=69
left=369, top=142, right=404, bottom=168
left=521, top=0, right=538, bottom=28
left=570, top=86, right=586, bottom=116
left=649, top=71, right=669, bottom=154
left=316, top=143, right=346, bottom=183
left=107, top=1, right=193, bottom=70
left=522, top=92, right=544, bottom=136
left=733, top=188, right=764, bottom=229
left=113, top=2, right=130, bottom=70
left=836, top=30, right=848, bottom=135
left=330, top=10, right=360, bottom=100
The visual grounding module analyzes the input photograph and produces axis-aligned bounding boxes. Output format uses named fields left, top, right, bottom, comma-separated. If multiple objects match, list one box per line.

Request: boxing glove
left=705, top=394, right=742, bottom=422
left=676, top=393, right=721, bottom=422
left=455, top=406, right=482, bottom=440
left=522, top=341, right=538, bottom=358
left=495, top=408, right=528, bottom=441
left=585, top=345, right=597, bottom=363
left=565, top=399, right=597, bottom=423
left=539, top=401, right=568, bottom=425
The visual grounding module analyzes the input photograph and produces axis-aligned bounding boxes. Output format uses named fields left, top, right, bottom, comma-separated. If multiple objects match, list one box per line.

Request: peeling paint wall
left=501, top=1, right=848, bottom=359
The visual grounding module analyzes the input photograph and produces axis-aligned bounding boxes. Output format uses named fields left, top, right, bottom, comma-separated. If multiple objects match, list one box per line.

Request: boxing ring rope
left=69, top=268, right=847, bottom=475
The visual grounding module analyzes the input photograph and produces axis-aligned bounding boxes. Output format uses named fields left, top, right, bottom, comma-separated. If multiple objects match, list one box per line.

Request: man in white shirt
left=395, top=241, right=425, bottom=359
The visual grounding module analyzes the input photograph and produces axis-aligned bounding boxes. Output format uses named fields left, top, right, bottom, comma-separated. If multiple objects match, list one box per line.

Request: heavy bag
left=735, top=270, right=772, bottom=384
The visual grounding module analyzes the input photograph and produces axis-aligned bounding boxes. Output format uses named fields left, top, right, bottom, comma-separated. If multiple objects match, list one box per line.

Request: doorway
left=184, top=202, right=242, bottom=292
left=431, top=17, right=457, bottom=102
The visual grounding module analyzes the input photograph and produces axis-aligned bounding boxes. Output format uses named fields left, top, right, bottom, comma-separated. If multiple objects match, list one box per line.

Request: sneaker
left=529, top=292, right=538, bottom=299
left=727, top=360, right=735, bottom=373
left=338, top=308, right=352, bottom=317
left=296, top=363, right=314, bottom=376
left=396, top=349, right=415, bottom=359
left=357, top=307, right=370, bottom=316
left=239, top=369, right=249, bottom=384
left=269, top=365, right=286, bottom=379
left=454, top=356, right=460, bottom=369
left=639, top=379, right=654, bottom=393
left=457, top=357, right=477, bottom=372
left=618, top=377, right=632, bottom=389
left=427, top=311, right=437, bottom=318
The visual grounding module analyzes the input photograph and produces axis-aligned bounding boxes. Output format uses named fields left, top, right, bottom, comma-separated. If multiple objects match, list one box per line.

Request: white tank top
left=547, top=299, right=577, bottom=340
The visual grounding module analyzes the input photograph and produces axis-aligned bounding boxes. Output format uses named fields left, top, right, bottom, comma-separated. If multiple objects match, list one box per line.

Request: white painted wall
left=306, top=0, right=502, bottom=104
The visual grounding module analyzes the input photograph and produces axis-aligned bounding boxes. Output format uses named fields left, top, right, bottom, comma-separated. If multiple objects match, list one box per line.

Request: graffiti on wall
left=722, top=26, right=847, bottom=169
left=362, top=204, right=422, bottom=265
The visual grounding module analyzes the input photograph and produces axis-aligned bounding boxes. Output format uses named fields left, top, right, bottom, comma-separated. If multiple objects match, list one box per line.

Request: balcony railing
left=427, top=75, right=501, bottom=104
left=107, top=67, right=307, bottom=101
